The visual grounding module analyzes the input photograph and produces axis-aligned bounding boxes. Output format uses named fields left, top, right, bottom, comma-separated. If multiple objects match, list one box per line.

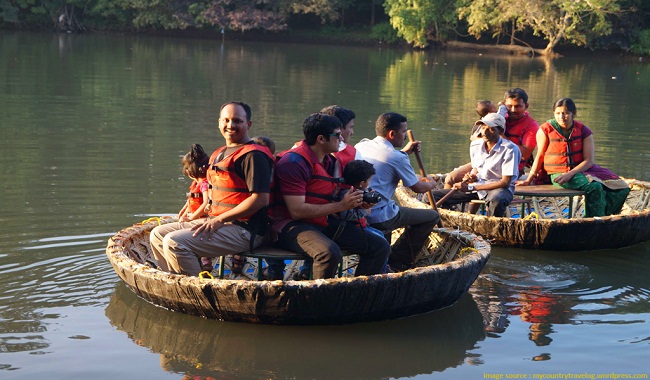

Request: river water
left=1, top=32, right=649, bottom=379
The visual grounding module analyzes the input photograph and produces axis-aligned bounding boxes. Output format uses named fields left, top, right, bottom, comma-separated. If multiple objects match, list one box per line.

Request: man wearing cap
left=432, top=113, right=521, bottom=217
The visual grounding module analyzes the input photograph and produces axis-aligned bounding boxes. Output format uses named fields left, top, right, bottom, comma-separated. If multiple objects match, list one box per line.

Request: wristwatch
left=467, top=183, right=475, bottom=191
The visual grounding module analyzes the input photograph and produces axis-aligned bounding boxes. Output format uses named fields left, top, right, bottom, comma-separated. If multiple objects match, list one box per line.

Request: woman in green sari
left=518, top=98, right=630, bottom=217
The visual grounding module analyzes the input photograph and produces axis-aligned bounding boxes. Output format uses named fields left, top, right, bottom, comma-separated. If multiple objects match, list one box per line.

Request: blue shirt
left=355, top=136, right=419, bottom=223
left=469, top=137, right=521, bottom=199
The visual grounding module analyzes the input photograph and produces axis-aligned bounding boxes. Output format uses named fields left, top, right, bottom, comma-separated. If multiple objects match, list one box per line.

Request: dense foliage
left=1, top=0, right=649, bottom=55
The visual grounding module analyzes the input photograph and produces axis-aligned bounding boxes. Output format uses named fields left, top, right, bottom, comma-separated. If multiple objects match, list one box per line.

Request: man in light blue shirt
left=432, top=113, right=521, bottom=216
left=355, top=112, right=440, bottom=271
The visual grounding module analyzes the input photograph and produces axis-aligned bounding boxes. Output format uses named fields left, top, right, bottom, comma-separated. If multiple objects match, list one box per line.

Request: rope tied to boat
left=198, top=270, right=214, bottom=279
left=140, top=217, right=162, bottom=226
left=457, top=247, right=477, bottom=258
left=523, top=212, right=539, bottom=220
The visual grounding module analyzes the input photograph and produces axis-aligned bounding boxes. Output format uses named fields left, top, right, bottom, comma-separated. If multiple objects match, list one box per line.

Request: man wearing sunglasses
left=270, top=113, right=390, bottom=279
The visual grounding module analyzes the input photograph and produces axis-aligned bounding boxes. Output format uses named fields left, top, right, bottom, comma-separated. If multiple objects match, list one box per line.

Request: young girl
left=177, top=144, right=212, bottom=269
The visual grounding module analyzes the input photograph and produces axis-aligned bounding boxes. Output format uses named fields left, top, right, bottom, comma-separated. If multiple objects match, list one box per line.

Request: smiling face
left=219, top=103, right=251, bottom=146
left=553, top=105, right=575, bottom=129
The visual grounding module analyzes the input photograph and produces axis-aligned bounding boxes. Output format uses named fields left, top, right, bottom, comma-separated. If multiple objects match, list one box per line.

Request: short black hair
left=476, top=100, right=494, bottom=117
left=504, top=88, right=528, bottom=104
left=342, top=160, right=375, bottom=187
left=320, top=105, right=356, bottom=128
left=303, top=113, right=342, bottom=146
left=220, top=101, right=252, bottom=121
left=375, top=112, right=407, bottom=137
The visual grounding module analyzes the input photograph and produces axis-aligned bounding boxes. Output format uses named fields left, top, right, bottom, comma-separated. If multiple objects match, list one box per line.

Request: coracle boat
left=105, top=216, right=490, bottom=325
left=395, top=176, right=650, bottom=251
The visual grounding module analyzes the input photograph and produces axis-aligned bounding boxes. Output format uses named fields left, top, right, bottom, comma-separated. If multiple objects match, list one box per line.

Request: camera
left=362, top=190, right=382, bottom=204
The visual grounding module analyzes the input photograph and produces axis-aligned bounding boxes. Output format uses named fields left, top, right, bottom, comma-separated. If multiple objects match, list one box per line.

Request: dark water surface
left=1, top=32, right=649, bottom=379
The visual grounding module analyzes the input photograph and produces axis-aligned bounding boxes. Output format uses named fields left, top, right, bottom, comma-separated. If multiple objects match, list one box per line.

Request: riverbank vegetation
left=2, top=0, right=650, bottom=57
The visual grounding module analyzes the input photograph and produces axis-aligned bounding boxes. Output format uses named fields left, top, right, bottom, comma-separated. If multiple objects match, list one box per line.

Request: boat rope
left=523, top=212, right=539, bottom=220
left=140, top=217, right=162, bottom=226
left=457, top=247, right=477, bottom=257
left=198, top=270, right=214, bottom=279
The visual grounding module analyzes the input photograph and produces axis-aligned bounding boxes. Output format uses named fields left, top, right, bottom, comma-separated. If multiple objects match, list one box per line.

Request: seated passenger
left=269, top=113, right=390, bottom=280
left=517, top=98, right=630, bottom=217
left=432, top=113, right=521, bottom=217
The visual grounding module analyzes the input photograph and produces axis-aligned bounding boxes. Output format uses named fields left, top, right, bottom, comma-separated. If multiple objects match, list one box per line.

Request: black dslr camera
left=362, top=190, right=382, bottom=204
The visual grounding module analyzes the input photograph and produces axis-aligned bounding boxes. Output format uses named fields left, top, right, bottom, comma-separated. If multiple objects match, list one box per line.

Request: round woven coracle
left=394, top=177, right=650, bottom=251
left=105, top=217, right=490, bottom=325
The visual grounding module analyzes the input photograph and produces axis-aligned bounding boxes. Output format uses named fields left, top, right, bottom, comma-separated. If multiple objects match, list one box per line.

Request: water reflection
left=471, top=244, right=650, bottom=358
left=106, top=284, right=486, bottom=378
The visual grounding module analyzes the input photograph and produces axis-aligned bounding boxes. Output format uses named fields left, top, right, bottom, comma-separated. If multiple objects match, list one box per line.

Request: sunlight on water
left=1, top=33, right=649, bottom=379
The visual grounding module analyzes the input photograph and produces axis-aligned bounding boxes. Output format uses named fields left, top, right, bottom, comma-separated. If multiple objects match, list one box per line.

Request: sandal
left=231, top=255, right=246, bottom=274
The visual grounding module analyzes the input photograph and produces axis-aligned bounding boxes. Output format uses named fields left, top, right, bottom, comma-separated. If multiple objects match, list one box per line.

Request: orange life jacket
left=271, top=141, right=342, bottom=227
left=187, top=179, right=207, bottom=213
left=541, top=121, right=585, bottom=174
left=206, top=144, right=274, bottom=218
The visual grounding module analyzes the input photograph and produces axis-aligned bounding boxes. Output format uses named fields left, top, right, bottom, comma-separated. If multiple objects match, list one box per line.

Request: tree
left=457, top=0, right=513, bottom=43
left=198, top=0, right=288, bottom=32
left=522, top=0, right=620, bottom=55
left=128, top=0, right=195, bottom=30
left=459, top=0, right=621, bottom=55
left=383, top=0, right=458, bottom=48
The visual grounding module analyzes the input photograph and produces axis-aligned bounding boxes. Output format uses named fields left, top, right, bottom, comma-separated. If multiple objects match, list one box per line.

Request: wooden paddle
left=435, top=188, right=457, bottom=208
left=406, top=130, right=443, bottom=227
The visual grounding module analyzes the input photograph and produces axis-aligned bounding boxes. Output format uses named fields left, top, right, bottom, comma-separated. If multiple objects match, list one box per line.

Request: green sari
left=547, top=119, right=630, bottom=217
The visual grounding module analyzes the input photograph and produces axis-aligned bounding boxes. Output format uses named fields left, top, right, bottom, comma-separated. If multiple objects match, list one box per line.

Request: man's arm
left=192, top=150, right=272, bottom=237
left=518, top=122, right=539, bottom=161
left=284, top=190, right=363, bottom=221
left=410, top=178, right=437, bottom=193
left=453, top=176, right=512, bottom=192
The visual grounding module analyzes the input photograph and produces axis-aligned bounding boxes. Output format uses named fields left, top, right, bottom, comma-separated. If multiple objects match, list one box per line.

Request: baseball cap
left=471, top=113, right=506, bottom=138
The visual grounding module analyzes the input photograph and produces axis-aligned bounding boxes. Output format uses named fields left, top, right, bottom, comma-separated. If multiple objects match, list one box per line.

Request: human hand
left=401, top=140, right=421, bottom=155
left=553, top=173, right=574, bottom=185
left=342, top=187, right=364, bottom=210
left=191, top=218, right=224, bottom=240
left=515, top=179, right=530, bottom=186
left=462, top=172, right=477, bottom=183
left=452, top=182, right=468, bottom=191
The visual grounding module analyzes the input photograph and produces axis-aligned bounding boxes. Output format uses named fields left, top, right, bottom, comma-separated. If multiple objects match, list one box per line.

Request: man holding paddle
left=355, top=112, right=440, bottom=271
left=432, top=113, right=521, bottom=217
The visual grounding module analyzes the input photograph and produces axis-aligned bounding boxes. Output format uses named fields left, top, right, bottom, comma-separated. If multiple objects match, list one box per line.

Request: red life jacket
left=187, top=179, right=207, bottom=213
left=206, top=144, right=274, bottom=218
left=272, top=141, right=342, bottom=227
left=333, top=143, right=357, bottom=170
left=541, top=121, right=585, bottom=174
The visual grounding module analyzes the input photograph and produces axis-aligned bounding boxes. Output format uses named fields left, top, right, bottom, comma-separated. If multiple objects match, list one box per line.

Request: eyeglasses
left=328, top=132, right=342, bottom=138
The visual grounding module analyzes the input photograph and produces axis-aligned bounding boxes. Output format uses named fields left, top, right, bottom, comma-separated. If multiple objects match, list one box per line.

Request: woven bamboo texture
left=395, top=177, right=650, bottom=250
left=105, top=217, right=490, bottom=325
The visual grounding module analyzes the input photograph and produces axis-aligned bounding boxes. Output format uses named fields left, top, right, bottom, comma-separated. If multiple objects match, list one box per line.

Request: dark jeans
left=273, top=218, right=391, bottom=279
left=432, top=188, right=513, bottom=217
left=369, top=206, right=439, bottom=269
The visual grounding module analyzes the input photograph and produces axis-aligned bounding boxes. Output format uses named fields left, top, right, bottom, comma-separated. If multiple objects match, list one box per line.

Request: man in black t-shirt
left=150, top=101, right=274, bottom=276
